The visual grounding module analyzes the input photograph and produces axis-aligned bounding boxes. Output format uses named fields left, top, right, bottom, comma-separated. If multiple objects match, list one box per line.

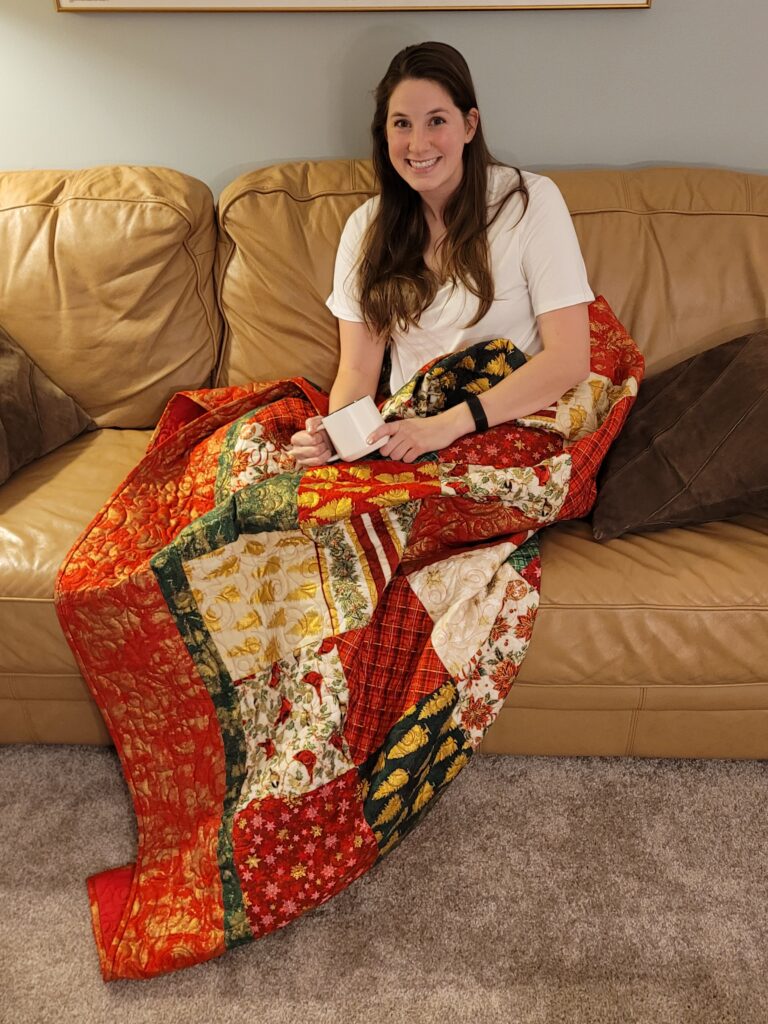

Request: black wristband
left=465, top=393, right=489, bottom=433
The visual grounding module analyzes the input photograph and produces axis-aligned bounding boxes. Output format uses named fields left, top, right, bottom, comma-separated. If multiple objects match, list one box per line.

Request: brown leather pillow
left=592, top=331, right=768, bottom=540
left=0, top=325, right=93, bottom=485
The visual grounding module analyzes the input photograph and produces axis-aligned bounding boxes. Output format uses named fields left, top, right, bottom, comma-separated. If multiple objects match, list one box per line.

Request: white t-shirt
left=326, top=166, right=594, bottom=393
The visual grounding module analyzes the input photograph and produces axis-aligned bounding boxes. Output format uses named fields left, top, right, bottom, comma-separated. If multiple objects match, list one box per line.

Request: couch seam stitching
left=16, top=696, right=40, bottom=742
left=572, top=208, right=768, bottom=218
left=537, top=603, right=768, bottom=611
left=626, top=688, right=644, bottom=755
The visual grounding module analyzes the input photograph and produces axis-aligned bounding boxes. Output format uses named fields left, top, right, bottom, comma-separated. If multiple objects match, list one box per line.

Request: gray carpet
left=1, top=745, right=766, bottom=1024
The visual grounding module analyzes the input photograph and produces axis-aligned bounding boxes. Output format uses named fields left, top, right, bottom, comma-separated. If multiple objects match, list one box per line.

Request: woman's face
left=385, top=77, right=478, bottom=213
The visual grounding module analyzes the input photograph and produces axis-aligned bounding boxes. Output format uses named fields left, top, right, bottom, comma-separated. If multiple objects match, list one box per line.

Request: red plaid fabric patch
left=337, top=574, right=449, bottom=763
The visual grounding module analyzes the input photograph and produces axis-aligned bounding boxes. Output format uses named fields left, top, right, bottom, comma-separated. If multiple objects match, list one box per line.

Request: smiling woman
left=385, top=80, right=479, bottom=223
left=289, top=41, right=594, bottom=467
left=56, top=0, right=652, bottom=12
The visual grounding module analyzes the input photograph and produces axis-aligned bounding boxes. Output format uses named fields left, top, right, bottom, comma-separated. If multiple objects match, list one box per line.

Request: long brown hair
left=359, top=41, right=528, bottom=339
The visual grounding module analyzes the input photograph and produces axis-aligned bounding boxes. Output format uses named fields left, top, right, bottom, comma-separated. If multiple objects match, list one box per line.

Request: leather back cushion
left=216, top=160, right=376, bottom=393
left=216, top=162, right=768, bottom=389
left=0, top=166, right=221, bottom=428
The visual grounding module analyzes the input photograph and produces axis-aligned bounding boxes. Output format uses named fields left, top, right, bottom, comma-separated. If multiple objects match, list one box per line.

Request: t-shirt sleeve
left=519, top=177, right=594, bottom=317
left=326, top=202, right=371, bottom=323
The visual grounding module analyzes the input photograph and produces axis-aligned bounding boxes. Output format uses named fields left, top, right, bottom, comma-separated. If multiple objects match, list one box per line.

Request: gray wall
left=2, top=0, right=766, bottom=195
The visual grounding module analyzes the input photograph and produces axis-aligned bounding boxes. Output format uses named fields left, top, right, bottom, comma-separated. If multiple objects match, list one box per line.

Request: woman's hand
left=289, top=416, right=335, bottom=467
left=368, top=405, right=473, bottom=464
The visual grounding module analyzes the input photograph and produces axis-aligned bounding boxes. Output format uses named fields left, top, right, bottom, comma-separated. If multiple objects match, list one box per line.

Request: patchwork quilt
left=56, top=296, right=643, bottom=980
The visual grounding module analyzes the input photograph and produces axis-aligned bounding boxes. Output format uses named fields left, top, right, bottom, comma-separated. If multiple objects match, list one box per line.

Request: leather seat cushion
left=1, top=430, right=151, bottom=698
left=517, top=514, right=768, bottom=706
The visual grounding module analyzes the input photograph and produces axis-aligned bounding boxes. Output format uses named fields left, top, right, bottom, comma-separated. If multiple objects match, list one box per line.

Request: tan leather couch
left=2, top=161, right=767, bottom=758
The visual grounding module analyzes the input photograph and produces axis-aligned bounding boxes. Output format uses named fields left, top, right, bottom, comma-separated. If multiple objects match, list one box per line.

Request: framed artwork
left=56, top=0, right=652, bottom=12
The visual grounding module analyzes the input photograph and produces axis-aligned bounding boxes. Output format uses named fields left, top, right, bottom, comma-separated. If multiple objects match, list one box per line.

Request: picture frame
left=56, top=0, right=652, bottom=12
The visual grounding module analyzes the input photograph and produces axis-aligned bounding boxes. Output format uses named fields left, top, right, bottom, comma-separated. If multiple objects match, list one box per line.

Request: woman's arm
left=329, top=320, right=386, bottom=411
left=290, top=319, right=386, bottom=466
left=369, top=302, right=591, bottom=462
left=475, top=302, right=591, bottom=426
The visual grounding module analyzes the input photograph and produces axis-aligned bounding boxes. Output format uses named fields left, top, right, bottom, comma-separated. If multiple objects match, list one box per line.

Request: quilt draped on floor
left=56, top=296, right=643, bottom=980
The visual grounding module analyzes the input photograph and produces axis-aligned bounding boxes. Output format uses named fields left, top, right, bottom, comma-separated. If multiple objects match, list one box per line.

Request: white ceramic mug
left=321, top=395, right=387, bottom=462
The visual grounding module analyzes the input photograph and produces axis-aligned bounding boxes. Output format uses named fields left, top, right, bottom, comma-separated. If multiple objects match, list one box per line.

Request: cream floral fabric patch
left=448, top=569, right=539, bottom=748
left=228, top=416, right=296, bottom=493
left=235, top=641, right=355, bottom=807
left=440, top=453, right=572, bottom=523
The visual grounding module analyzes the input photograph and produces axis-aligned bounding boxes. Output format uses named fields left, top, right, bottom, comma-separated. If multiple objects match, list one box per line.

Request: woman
left=291, top=41, right=594, bottom=466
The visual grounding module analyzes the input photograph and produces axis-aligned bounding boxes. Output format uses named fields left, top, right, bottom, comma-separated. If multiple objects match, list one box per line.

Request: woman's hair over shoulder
left=360, top=41, right=529, bottom=338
